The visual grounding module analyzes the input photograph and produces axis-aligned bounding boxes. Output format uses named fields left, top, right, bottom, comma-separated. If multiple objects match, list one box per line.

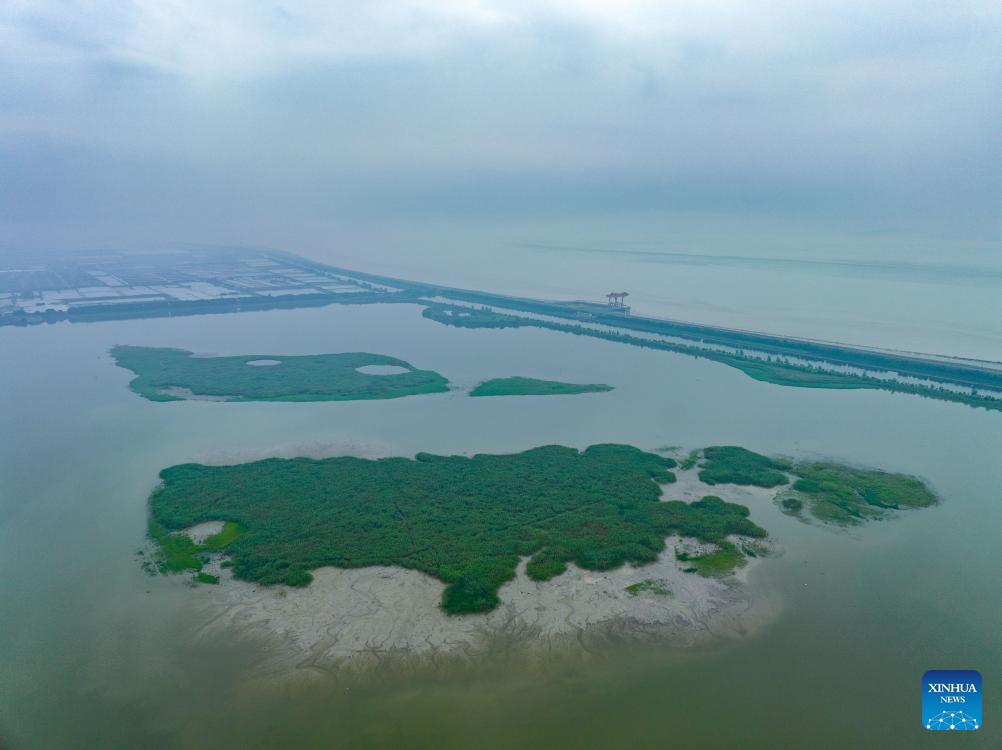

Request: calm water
left=323, top=230, right=1002, bottom=360
left=1, top=301, right=1001, bottom=748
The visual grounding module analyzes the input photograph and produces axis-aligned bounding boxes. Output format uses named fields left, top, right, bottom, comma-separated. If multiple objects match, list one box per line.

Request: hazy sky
left=1, top=1, right=1000, bottom=260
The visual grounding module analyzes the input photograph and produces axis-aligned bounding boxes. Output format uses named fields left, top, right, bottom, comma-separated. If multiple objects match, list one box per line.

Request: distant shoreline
left=4, top=247, right=1001, bottom=411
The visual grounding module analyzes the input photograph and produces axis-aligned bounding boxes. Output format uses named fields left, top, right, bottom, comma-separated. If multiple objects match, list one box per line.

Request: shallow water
left=1, top=301, right=1000, bottom=748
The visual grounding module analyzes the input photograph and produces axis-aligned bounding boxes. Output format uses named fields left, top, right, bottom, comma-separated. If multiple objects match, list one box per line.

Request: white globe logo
left=925, top=710, right=979, bottom=730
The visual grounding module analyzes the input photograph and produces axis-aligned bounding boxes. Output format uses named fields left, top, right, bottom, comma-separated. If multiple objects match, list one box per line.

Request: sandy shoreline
left=186, top=466, right=785, bottom=671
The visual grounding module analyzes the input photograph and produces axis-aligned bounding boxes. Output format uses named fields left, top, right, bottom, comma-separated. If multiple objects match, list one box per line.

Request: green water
left=1, top=303, right=1000, bottom=748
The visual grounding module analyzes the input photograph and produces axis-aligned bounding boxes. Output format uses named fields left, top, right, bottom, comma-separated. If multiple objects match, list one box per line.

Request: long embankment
left=272, top=251, right=1002, bottom=400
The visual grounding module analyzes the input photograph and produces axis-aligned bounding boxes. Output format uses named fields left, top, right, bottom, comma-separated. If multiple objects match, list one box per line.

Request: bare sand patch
left=356, top=364, right=410, bottom=375
left=184, top=521, right=225, bottom=544
left=158, top=386, right=232, bottom=402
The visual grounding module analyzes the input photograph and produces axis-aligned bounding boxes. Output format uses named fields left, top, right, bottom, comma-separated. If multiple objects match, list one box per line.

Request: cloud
left=5, top=0, right=992, bottom=78
left=0, top=0, right=999, bottom=248
left=4, top=1, right=518, bottom=77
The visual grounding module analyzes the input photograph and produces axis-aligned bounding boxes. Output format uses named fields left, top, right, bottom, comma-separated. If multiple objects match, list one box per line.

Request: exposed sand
left=184, top=521, right=225, bottom=544
left=158, top=386, right=232, bottom=401
left=189, top=468, right=785, bottom=670
left=355, top=364, right=410, bottom=375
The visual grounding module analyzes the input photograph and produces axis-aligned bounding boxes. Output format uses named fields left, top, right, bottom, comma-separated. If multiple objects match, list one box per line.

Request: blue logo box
left=923, top=670, right=981, bottom=730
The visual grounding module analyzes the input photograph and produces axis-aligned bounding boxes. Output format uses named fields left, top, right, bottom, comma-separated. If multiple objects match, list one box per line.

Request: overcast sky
left=1, top=1, right=1000, bottom=259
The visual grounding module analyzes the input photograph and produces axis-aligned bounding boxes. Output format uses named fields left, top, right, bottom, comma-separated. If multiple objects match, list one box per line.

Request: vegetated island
left=694, top=445, right=938, bottom=525
left=146, top=443, right=939, bottom=613
left=148, top=444, right=769, bottom=614
left=111, top=345, right=449, bottom=402
left=470, top=376, right=613, bottom=397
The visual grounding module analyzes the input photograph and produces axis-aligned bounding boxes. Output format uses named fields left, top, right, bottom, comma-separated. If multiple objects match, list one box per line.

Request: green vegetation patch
left=148, top=444, right=767, bottom=615
left=695, top=447, right=937, bottom=527
left=698, top=446, right=792, bottom=488
left=673, top=500, right=767, bottom=576
left=686, top=541, right=745, bottom=577
left=625, top=579, right=672, bottom=597
left=148, top=521, right=203, bottom=573
left=147, top=520, right=243, bottom=582
left=720, top=357, right=874, bottom=390
left=679, top=450, right=700, bottom=471
left=202, top=521, right=243, bottom=550
left=111, top=345, right=449, bottom=402
left=780, top=496, right=805, bottom=515
left=469, top=376, right=613, bottom=398
left=787, top=463, right=938, bottom=525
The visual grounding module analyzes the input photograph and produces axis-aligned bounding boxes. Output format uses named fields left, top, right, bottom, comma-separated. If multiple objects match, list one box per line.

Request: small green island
left=469, top=377, right=613, bottom=397
left=693, top=445, right=938, bottom=525
left=111, top=345, right=449, bottom=402
left=148, top=444, right=767, bottom=613
left=625, top=579, right=672, bottom=597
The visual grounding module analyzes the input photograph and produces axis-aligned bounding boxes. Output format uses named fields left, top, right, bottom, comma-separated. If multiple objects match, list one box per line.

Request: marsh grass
left=688, top=542, right=744, bottom=577
left=147, top=520, right=243, bottom=582
left=789, top=463, right=937, bottom=525
left=469, top=377, right=613, bottom=397
left=698, top=446, right=791, bottom=488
